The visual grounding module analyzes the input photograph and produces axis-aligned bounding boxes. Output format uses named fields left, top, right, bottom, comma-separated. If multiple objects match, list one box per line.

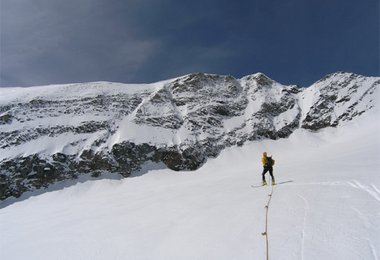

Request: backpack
left=266, top=156, right=274, bottom=167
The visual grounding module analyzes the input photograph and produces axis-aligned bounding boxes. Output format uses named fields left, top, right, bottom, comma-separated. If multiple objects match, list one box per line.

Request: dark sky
left=1, top=0, right=379, bottom=87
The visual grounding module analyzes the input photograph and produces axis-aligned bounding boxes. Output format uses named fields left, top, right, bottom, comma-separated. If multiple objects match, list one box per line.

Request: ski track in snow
left=350, top=206, right=371, bottom=228
left=368, top=239, right=379, bottom=260
left=296, top=194, right=309, bottom=260
left=347, top=180, right=380, bottom=203
left=372, top=185, right=380, bottom=195
left=284, top=181, right=380, bottom=203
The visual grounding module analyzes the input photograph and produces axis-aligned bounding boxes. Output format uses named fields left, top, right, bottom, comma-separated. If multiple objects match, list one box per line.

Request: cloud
left=0, top=0, right=161, bottom=86
left=1, top=0, right=245, bottom=86
left=1, top=0, right=378, bottom=87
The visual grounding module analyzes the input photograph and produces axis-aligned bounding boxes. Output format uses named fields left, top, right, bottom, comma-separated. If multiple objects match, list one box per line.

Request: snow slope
left=1, top=111, right=379, bottom=260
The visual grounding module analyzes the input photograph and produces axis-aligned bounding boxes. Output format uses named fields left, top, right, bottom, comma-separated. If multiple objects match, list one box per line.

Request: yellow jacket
left=262, top=156, right=275, bottom=167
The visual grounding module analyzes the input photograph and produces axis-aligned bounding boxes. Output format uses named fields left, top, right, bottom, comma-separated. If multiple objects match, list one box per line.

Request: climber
left=261, top=152, right=275, bottom=186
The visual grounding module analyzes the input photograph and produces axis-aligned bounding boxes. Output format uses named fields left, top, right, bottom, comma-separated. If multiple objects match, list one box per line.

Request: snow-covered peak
left=240, top=72, right=278, bottom=87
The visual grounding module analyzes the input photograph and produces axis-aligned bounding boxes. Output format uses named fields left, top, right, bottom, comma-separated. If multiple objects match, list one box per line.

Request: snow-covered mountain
left=0, top=72, right=379, bottom=199
left=1, top=110, right=379, bottom=260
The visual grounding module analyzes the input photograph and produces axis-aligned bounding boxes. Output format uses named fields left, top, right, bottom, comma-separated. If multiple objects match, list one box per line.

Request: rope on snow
left=261, top=185, right=274, bottom=260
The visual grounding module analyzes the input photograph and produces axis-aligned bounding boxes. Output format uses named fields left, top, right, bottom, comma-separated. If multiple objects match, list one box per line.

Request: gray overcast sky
left=0, top=0, right=379, bottom=87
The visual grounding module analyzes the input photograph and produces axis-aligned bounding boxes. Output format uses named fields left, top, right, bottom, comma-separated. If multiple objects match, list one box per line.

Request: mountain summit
left=0, top=72, right=379, bottom=199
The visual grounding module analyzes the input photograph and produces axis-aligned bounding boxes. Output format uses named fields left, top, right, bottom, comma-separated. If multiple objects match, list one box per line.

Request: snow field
left=0, top=115, right=379, bottom=260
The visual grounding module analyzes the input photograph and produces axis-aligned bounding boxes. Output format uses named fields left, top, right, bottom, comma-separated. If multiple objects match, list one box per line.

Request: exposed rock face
left=0, top=72, right=379, bottom=199
left=300, top=72, right=378, bottom=130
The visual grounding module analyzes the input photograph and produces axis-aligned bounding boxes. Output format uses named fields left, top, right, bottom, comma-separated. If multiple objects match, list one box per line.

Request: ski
left=251, top=184, right=267, bottom=188
left=251, top=180, right=293, bottom=188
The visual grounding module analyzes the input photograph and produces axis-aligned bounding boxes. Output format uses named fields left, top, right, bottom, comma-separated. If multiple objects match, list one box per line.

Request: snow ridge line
left=262, top=185, right=274, bottom=260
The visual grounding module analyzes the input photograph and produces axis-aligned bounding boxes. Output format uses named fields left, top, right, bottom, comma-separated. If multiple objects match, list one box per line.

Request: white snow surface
left=1, top=113, right=379, bottom=260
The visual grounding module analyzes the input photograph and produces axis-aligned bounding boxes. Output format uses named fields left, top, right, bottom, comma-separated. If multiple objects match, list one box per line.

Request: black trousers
left=262, top=166, right=275, bottom=182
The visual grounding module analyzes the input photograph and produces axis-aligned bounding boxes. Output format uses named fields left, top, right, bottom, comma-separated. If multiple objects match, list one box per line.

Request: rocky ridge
left=0, top=72, right=378, bottom=199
